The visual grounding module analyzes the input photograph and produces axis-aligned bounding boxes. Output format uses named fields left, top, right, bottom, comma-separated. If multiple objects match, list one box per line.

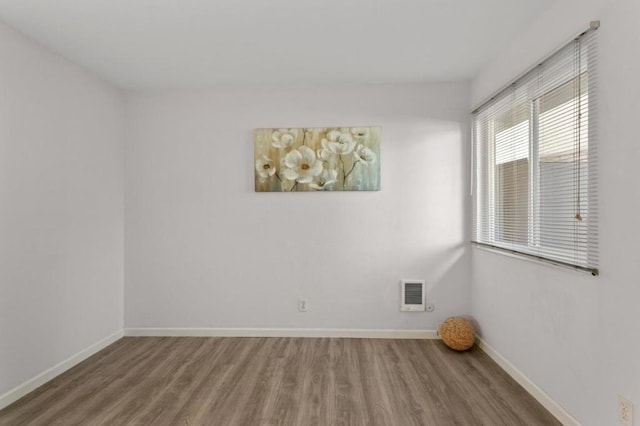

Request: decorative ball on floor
left=439, top=316, right=475, bottom=351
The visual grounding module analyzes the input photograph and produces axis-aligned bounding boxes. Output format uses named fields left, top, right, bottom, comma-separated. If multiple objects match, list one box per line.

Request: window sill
left=470, top=241, right=599, bottom=276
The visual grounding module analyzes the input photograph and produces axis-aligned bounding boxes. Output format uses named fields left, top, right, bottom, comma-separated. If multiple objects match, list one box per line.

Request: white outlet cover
left=618, top=395, right=633, bottom=426
left=298, top=298, right=308, bottom=312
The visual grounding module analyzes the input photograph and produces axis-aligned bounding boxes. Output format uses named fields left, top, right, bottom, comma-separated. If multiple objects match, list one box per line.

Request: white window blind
left=472, top=24, right=599, bottom=275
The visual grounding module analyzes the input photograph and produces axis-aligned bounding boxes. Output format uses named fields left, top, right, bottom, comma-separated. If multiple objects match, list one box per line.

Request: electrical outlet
left=618, top=395, right=633, bottom=426
left=298, top=298, right=308, bottom=312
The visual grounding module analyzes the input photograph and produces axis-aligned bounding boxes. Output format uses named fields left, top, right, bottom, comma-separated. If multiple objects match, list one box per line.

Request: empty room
left=0, top=0, right=638, bottom=425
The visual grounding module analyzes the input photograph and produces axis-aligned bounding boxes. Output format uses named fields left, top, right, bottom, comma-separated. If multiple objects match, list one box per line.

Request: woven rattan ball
left=439, top=317, right=475, bottom=351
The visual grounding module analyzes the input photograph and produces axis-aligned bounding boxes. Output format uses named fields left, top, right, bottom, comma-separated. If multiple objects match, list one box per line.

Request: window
left=472, top=25, right=598, bottom=275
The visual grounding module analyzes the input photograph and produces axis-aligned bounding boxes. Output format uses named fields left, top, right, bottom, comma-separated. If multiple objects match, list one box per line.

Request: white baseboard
left=476, top=337, right=580, bottom=426
left=124, top=327, right=439, bottom=339
left=0, top=329, right=124, bottom=411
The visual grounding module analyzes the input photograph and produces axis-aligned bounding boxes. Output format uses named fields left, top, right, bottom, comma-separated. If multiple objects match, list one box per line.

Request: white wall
left=124, top=83, right=471, bottom=331
left=0, top=22, right=124, bottom=397
left=471, top=1, right=640, bottom=424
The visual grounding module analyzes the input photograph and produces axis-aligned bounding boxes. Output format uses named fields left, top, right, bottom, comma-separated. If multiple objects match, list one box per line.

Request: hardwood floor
left=0, top=337, right=561, bottom=425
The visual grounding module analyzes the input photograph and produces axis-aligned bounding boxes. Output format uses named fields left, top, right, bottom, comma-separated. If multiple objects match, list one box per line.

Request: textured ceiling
left=0, top=0, right=556, bottom=89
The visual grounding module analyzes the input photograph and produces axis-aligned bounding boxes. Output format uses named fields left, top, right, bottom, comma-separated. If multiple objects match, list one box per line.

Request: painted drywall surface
left=0, top=22, right=124, bottom=396
left=471, top=1, right=640, bottom=424
left=124, top=83, right=471, bottom=331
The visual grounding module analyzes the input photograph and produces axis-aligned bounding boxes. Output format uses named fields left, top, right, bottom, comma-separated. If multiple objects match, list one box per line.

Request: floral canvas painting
left=254, top=127, right=380, bottom=192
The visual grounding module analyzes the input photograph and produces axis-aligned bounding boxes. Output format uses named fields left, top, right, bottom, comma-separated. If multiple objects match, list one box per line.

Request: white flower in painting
left=317, top=145, right=337, bottom=162
left=255, top=156, right=276, bottom=179
left=322, top=130, right=356, bottom=155
left=310, top=169, right=338, bottom=190
left=271, top=128, right=298, bottom=148
left=353, top=144, right=376, bottom=165
left=283, top=145, right=323, bottom=183
left=351, top=127, right=369, bottom=140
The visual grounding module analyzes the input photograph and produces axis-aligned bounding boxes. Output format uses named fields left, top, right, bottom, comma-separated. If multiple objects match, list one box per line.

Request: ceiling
left=0, top=0, right=555, bottom=90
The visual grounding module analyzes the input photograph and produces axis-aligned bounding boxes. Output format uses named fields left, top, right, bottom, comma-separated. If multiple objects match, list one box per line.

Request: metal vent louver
left=400, top=280, right=425, bottom=311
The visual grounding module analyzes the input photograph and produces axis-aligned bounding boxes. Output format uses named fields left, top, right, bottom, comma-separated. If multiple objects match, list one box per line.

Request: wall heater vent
left=400, top=280, right=425, bottom=311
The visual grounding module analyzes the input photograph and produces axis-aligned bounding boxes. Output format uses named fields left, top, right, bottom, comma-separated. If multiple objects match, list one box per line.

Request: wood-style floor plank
left=0, top=337, right=561, bottom=426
